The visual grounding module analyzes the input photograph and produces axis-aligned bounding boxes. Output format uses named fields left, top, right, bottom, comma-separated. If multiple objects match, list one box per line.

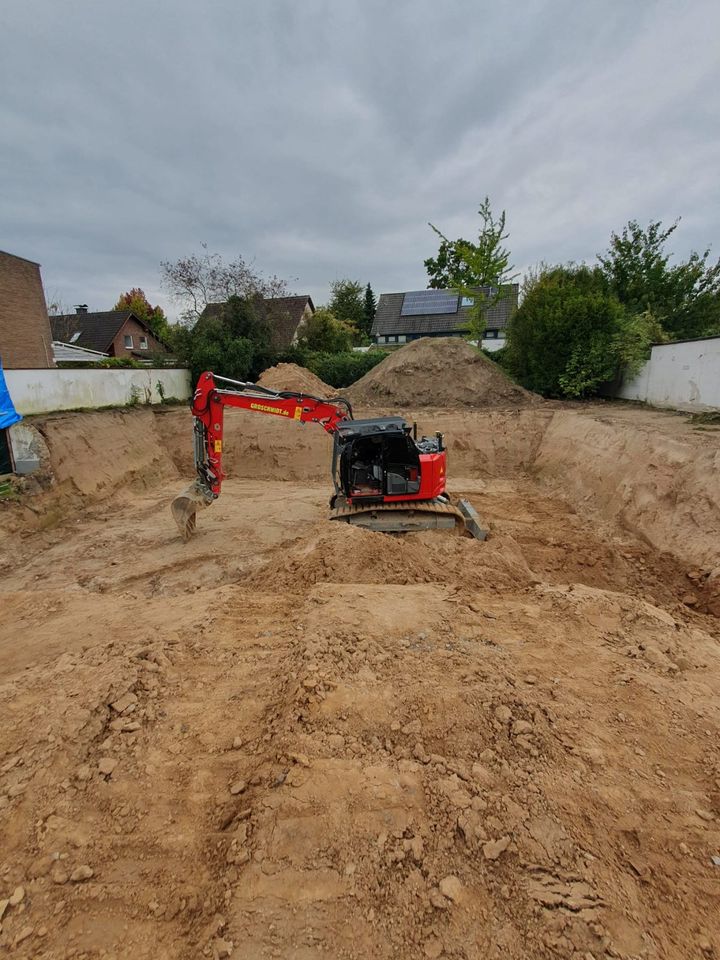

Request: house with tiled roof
left=371, top=285, right=518, bottom=350
left=199, top=295, right=314, bottom=351
left=49, top=306, right=170, bottom=360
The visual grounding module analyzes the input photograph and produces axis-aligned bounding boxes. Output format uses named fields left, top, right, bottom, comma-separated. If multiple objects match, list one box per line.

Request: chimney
left=75, top=304, right=88, bottom=314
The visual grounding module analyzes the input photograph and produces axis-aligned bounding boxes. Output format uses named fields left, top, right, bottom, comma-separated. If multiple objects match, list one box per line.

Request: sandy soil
left=346, top=338, right=538, bottom=408
left=257, top=364, right=334, bottom=398
left=1, top=404, right=719, bottom=959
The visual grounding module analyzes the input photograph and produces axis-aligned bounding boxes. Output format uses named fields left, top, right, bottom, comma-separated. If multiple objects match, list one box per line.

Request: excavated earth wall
left=6, top=404, right=719, bottom=576
left=534, top=409, right=720, bottom=571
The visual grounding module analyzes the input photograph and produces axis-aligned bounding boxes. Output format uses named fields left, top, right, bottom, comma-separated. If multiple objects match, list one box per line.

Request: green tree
left=427, top=197, right=518, bottom=341
left=113, top=288, right=169, bottom=341
left=506, top=264, right=653, bottom=399
left=221, top=294, right=270, bottom=346
left=296, top=308, right=354, bottom=353
left=424, top=238, right=483, bottom=289
left=172, top=294, right=273, bottom=383
left=362, top=283, right=377, bottom=338
left=172, top=319, right=255, bottom=384
left=328, top=279, right=364, bottom=334
left=598, top=219, right=720, bottom=340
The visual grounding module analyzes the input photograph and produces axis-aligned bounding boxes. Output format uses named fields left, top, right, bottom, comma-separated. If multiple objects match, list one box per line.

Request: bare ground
left=0, top=404, right=719, bottom=959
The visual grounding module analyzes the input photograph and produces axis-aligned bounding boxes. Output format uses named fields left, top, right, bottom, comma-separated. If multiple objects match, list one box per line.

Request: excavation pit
left=0, top=400, right=718, bottom=959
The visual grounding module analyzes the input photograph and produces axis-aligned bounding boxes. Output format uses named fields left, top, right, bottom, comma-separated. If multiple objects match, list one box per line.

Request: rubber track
left=328, top=498, right=465, bottom=523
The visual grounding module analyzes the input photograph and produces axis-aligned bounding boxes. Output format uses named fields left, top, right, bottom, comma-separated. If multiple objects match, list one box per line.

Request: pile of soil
left=257, top=363, right=333, bottom=397
left=346, top=337, right=537, bottom=408
left=246, top=522, right=535, bottom=593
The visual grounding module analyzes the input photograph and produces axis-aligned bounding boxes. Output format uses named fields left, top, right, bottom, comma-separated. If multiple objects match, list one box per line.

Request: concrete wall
left=0, top=251, right=55, bottom=368
left=616, top=336, right=720, bottom=412
left=7, top=420, right=48, bottom=473
left=4, top=367, right=191, bottom=415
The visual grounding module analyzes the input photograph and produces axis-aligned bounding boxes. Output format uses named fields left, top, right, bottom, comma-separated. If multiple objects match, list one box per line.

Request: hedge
left=273, top=348, right=389, bottom=388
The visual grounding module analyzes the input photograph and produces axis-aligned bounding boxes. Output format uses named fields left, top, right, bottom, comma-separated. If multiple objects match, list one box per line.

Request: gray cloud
left=1, top=0, right=718, bottom=319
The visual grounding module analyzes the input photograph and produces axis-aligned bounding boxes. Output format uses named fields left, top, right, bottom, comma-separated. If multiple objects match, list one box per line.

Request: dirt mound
left=245, top=521, right=536, bottom=592
left=257, top=362, right=333, bottom=397
left=346, top=337, right=537, bottom=408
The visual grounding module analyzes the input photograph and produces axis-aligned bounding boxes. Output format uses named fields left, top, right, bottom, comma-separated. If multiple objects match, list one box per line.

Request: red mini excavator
left=171, top=371, right=486, bottom=540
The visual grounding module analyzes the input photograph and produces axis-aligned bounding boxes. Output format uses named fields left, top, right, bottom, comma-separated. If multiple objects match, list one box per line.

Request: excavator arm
left=171, top=372, right=352, bottom=539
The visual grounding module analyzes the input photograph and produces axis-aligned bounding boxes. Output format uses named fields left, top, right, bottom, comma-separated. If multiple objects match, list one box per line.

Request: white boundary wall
left=5, top=367, right=191, bottom=415
left=616, top=336, right=720, bottom=412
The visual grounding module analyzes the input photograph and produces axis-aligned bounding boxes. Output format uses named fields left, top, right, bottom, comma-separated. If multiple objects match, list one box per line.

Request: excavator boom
left=171, top=372, right=352, bottom=539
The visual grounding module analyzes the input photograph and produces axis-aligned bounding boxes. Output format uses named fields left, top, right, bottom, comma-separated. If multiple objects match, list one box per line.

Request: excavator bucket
left=171, top=481, right=212, bottom=541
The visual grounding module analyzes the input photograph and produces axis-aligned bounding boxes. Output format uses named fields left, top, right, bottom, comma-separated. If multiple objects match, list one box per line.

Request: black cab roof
left=335, top=417, right=409, bottom=439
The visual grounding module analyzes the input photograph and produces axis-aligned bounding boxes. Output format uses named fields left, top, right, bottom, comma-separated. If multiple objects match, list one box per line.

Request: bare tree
left=44, top=290, right=81, bottom=342
left=160, top=244, right=290, bottom=325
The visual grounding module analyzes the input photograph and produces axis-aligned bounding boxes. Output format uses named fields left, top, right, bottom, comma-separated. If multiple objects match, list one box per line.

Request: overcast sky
left=2, top=0, right=719, bottom=320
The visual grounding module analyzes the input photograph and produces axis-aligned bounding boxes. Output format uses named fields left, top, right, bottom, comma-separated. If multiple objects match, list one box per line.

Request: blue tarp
left=0, top=359, right=22, bottom=430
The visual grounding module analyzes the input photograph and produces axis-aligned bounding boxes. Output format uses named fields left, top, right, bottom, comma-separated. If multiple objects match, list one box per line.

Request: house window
left=461, top=296, right=474, bottom=308
left=70, top=331, right=82, bottom=343
left=139, top=336, right=148, bottom=350
left=124, top=335, right=133, bottom=349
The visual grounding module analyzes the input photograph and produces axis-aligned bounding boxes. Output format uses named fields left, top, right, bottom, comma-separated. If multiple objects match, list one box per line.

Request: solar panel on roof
left=400, top=290, right=459, bottom=316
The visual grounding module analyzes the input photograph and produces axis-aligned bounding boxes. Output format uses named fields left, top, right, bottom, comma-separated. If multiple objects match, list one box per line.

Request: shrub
left=295, top=308, right=355, bottom=354
left=99, top=357, right=145, bottom=369
left=56, top=357, right=145, bottom=369
left=505, top=265, right=653, bottom=398
left=269, top=347, right=388, bottom=388
left=303, top=350, right=389, bottom=388
left=612, top=310, right=666, bottom=377
left=173, top=317, right=257, bottom=383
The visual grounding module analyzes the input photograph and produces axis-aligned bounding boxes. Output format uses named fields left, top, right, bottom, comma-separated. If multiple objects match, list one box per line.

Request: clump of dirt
left=257, top=363, right=334, bottom=397
left=346, top=337, right=538, bottom=408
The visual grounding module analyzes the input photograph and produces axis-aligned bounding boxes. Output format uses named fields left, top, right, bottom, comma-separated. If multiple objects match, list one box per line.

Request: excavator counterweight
left=171, top=371, right=486, bottom=541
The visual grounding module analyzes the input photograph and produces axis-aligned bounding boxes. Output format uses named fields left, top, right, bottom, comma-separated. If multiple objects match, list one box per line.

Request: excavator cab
left=333, top=418, right=423, bottom=503
left=324, top=415, right=484, bottom=534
